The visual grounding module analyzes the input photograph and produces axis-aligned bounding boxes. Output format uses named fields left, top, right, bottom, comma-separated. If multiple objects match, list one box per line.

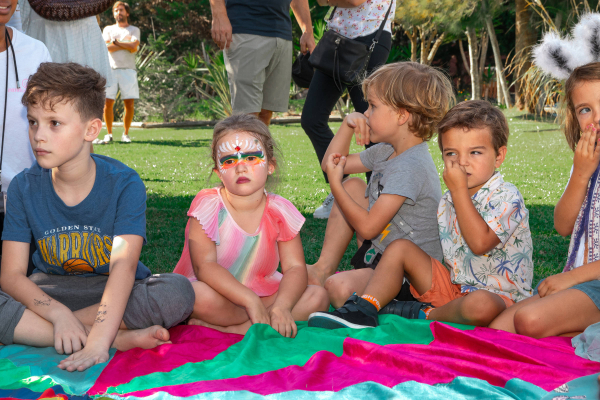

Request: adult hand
left=345, top=112, right=371, bottom=146
left=300, top=31, right=316, bottom=54
left=573, top=124, right=600, bottom=183
left=325, top=153, right=346, bottom=183
left=316, top=0, right=329, bottom=5
left=211, top=12, right=232, bottom=50
left=443, top=158, right=469, bottom=194
left=52, top=309, right=89, bottom=355
left=58, top=343, right=110, bottom=372
left=537, top=272, right=579, bottom=298
left=269, top=306, right=297, bottom=338
left=246, top=298, right=271, bottom=326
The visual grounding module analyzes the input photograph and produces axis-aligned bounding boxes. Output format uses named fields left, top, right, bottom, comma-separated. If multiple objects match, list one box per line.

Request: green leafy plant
left=191, top=52, right=232, bottom=119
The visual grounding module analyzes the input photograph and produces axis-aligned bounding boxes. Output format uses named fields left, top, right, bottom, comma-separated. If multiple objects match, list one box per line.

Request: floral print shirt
left=437, top=173, right=534, bottom=302
left=327, top=0, right=396, bottom=39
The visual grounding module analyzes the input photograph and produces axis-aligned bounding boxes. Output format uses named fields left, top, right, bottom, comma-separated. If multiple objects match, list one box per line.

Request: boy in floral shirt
left=309, top=100, right=533, bottom=329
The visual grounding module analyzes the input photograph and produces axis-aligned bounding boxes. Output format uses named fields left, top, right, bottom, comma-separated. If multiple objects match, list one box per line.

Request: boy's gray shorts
left=0, top=290, right=26, bottom=345
left=30, top=272, right=195, bottom=330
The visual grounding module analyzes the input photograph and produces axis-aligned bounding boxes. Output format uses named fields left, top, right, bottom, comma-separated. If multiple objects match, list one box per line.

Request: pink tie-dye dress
left=173, top=188, right=305, bottom=297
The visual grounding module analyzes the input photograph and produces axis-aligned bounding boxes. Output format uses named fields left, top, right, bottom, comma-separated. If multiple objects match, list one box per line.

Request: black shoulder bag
left=308, top=3, right=393, bottom=90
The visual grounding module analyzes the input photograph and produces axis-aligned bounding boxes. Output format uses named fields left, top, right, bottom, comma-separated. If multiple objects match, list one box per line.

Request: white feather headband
left=533, top=13, right=600, bottom=80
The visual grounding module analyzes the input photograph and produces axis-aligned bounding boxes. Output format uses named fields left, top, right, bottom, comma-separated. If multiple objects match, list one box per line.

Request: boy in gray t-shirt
left=305, top=62, right=454, bottom=322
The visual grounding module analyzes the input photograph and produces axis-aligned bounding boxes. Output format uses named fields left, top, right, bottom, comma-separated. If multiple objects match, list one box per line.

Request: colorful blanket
left=0, top=316, right=598, bottom=399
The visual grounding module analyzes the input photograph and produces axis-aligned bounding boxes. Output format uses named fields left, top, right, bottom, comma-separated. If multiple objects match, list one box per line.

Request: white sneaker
left=92, top=134, right=112, bottom=144
left=313, top=192, right=335, bottom=219
left=121, top=134, right=132, bottom=143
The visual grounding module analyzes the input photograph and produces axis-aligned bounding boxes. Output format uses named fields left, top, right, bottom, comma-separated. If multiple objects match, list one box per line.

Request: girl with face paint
left=173, top=114, right=329, bottom=337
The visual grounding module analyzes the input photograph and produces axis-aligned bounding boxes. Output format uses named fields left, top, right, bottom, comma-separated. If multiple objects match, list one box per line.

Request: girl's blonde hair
left=563, top=62, right=600, bottom=151
left=211, top=114, right=283, bottom=189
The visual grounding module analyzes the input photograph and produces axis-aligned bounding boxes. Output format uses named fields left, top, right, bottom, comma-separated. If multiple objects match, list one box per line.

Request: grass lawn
left=95, top=109, right=573, bottom=285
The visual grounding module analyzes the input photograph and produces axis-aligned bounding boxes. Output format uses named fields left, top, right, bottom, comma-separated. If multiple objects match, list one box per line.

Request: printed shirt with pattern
left=327, top=0, right=396, bottom=39
left=437, top=172, right=534, bottom=302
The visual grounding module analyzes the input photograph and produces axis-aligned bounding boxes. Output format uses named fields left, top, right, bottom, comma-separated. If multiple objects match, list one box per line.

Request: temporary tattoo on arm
left=33, top=298, right=51, bottom=306
left=94, top=303, right=108, bottom=324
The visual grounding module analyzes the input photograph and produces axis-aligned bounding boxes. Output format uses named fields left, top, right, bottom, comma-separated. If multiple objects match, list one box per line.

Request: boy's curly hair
left=362, top=62, right=455, bottom=141
left=22, top=62, right=106, bottom=122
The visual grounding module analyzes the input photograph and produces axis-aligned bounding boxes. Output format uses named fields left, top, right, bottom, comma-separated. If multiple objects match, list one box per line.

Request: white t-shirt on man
left=0, top=28, right=52, bottom=192
left=102, top=24, right=140, bottom=70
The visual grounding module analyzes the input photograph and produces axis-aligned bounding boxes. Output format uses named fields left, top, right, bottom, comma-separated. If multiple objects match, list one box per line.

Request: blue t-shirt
left=227, top=0, right=293, bottom=41
left=2, top=154, right=151, bottom=279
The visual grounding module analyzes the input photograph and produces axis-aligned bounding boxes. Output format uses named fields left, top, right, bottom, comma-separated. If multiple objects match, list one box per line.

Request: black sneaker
left=378, top=299, right=432, bottom=319
left=308, top=294, right=379, bottom=329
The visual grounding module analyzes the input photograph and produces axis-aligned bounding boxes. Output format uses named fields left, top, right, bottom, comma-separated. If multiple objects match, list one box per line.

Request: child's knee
left=461, top=291, right=506, bottom=326
left=342, top=178, right=367, bottom=198
left=513, top=307, right=544, bottom=337
left=324, top=274, right=355, bottom=308
left=305, top=285, right=330, bottom=312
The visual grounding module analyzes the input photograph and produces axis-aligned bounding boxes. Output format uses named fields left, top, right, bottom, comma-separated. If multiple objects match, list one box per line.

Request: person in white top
left=97, top=1, right=140, bottom=144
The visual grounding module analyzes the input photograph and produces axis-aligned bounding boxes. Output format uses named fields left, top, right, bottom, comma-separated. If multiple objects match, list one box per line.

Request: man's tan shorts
left=409, top=257, right=515, bottom=308
left=224, top=33, right=292, bottom=113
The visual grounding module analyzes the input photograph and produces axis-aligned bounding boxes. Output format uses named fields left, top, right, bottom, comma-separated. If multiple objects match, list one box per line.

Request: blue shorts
left=534, top=278, right=600, bottom=310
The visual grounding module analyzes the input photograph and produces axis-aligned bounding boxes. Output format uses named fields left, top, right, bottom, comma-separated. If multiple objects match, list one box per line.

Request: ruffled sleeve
left=187, top=188, right=222, bottom=245
left=266, top=194, right=305, bottom=242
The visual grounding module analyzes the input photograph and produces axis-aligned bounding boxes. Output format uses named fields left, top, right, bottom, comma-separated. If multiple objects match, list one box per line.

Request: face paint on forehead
left=216, top=135, right=265, bottom=174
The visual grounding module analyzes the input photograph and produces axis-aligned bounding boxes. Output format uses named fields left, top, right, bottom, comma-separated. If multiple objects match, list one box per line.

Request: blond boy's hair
left=362, top=62, right=455, bottom=141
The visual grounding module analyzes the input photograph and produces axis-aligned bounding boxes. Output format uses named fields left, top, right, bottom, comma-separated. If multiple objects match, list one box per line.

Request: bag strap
left=371, top=1, right=394, bottom=50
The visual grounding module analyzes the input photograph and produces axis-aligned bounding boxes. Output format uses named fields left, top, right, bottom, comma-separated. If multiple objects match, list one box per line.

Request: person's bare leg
left=510, top=289, right=600, bottom=338
left=325, top=269, right=373, bottom=308
left=123, top=99, right=135, bottom=136
left=488, top=294, right=540, bottom=333
left=428, top=290, right=507, bottom=326
left=289, top=285, right=330, bottom=320
left=308, top=178, right=369, bottom=286
left=360, top=239, right=433, bottom=308
left=253, top=109, right=273, bottom=126
left=104, top=99, right=115, bottom=135
left=13, top=309, right=169, bottom=353
left=189, top=287, right=278, bottom=335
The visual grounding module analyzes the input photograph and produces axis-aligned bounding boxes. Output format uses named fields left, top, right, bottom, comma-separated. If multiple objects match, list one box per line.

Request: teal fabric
left=0, top=344, right=115, bottom=395
left=540, top=373, right=600, bottom=400
left=97, top=376, right=548, bottom=400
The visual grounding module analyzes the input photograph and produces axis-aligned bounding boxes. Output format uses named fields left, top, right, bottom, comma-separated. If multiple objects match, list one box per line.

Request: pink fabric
left=89, top=325, right=243, bottom=395
left=110, top=323, right=600, bottom=398
left=173, top=188, right=305, bottom=296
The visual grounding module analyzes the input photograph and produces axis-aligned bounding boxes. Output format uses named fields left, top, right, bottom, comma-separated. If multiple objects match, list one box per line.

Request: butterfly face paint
left=216, top=134, right=266, bottom=174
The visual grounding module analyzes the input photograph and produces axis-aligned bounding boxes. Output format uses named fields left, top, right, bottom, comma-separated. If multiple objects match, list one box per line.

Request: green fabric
left=0, top=344, right=115, bottom=395
left=0, top=358, right=59, bottom=393
left=109, top=316, right=473, bottom=395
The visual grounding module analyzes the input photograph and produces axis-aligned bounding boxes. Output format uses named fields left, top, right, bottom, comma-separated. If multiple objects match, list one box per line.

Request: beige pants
left=224, top=33, right=292, bottom=113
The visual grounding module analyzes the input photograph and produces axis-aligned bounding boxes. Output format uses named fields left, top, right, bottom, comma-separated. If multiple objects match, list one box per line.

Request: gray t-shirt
left=359, top=142, right=443, bottom=261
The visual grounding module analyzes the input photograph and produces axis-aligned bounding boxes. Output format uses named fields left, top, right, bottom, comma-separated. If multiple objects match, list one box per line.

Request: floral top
left=437, top=173, right=534, bottom=302
left=173, top=188, right=305, bottom=297
left=328, top=0, right=396, bottom=39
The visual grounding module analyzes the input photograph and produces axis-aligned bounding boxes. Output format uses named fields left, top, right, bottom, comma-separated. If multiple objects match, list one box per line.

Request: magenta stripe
left=107, top=322, right=600, bottom=398
left=89, top=325, right=243, bottom=395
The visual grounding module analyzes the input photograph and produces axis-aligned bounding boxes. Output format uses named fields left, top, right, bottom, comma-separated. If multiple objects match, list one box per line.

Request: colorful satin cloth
left=173, top=188, right=305, bottom=296
left=1, top=316, right=598, bottom=399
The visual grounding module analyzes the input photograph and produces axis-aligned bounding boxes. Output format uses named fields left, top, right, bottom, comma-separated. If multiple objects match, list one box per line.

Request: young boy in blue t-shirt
left=0, top=63, right=195, bottom=372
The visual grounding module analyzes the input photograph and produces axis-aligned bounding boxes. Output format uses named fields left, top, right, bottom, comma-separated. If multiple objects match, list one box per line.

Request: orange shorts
left=408, top=257, right=515, bottom=308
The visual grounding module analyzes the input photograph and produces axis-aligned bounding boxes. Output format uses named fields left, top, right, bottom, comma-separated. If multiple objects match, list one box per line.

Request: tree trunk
left=425, top=32, right=446, bottom=65
left=515, top=0, right=537, bottom=110
left=459, top=39, right=469, bottom=74
left=478, top=30, right=488, bottom=79
left=405, top=28, right=418, bottom=62
left=466, top=27, right=481, bottom=100
left=486, top=15, right=511, bottom=107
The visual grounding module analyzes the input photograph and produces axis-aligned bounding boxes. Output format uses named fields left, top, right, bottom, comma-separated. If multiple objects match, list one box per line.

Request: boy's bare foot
left=113, top=325, right=171, bottom=352
left=188, top=318, right=250, bottom=335
left=307, top=264, right=329, bottom=286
